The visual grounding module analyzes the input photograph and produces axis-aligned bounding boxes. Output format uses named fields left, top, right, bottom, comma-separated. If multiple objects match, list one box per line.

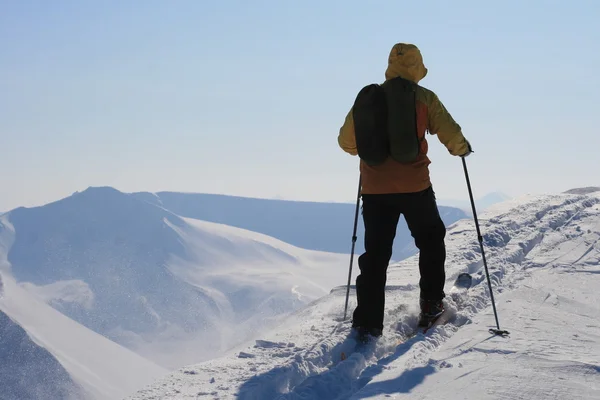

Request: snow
left=0, top=325, right=81, bottom=400
left=0, top=271, right=168, bottom=400
left=356, top=271, right=600, bottom=400
left=133, top=191, right=468, bottom=261
left=0, top=187, right=350, bottom=370
left=128, top=191, right=600, bottom=400
left=20, top=279, right=95, bottom=309
left=168, top=216, right=347, bottom=301
left=129, top=215, right=349, bottom=368
left=0, top=296, right=87, bottom=400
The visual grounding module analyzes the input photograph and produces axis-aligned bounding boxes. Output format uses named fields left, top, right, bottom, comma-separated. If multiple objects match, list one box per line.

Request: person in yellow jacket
left=338, top=43, right=472, bottom=341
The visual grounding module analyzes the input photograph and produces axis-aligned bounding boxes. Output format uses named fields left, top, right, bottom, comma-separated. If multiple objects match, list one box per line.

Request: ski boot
left=417, top=298, right=445, bottom=328
left=352, top=326, right=383, bottom=344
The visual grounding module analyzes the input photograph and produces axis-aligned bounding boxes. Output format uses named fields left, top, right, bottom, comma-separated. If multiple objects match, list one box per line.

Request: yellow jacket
left=338, top=43, right=470, bottom=194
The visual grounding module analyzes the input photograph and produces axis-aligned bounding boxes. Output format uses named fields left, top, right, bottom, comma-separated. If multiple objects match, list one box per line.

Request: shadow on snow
left=236, top=327, right=443, bottom=400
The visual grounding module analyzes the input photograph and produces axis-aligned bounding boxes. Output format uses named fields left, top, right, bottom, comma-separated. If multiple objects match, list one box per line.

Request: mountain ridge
left=0, top=187, right=349, bottom=369
left=0, top=271, right=167, bottom=400
left=131, top=190, right=469, bottom=261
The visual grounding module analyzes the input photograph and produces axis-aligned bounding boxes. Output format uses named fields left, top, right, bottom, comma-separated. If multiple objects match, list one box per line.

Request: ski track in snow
left=129, top=193, right=600, bottom=400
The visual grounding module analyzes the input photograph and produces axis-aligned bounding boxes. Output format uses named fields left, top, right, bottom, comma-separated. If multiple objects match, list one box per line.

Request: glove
left=460, top=140, right=473, bottom=158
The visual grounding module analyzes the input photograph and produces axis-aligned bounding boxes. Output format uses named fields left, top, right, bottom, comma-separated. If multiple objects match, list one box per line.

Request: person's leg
left=352, top=194, right=401, bottom=332
left=401, top=186, right=447, bottom=302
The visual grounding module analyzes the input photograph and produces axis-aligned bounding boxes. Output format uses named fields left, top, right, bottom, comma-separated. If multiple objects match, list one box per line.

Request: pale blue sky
left=1, top=0, right=598, bottom=211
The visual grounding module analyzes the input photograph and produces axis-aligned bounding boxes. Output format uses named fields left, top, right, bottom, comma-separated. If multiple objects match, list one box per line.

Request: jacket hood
left=385, top=43, right=428, bottom=83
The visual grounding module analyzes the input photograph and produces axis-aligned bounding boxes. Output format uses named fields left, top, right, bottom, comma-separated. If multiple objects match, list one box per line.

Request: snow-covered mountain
left=132, top=191, right=468, bottom=261
left=0, top=307, right=85, bottom=400
left=564, top=186, right=600, bottom=195
left=0, top=272, right=167, bottom=400
left=128, top=190, right=600, bottom=400
left=0, top=267, right=88, bottom=400
left=0, top=187, right=348, bottom=369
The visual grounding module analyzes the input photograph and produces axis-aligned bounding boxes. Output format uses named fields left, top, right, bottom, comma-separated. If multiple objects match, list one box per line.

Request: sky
left=1, top=0, right=599, bottom=211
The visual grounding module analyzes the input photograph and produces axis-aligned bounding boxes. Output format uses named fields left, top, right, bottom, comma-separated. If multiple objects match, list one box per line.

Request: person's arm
left=428, top=93, right=472, bottom=156
left=338, top=108, right=358, bottom=156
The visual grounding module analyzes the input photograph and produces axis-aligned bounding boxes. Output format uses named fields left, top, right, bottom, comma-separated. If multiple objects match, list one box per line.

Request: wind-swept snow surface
left=129, top=192, right=600, bottom=400
left=0, top=187, right=348, bottom=368
left=0, top=272, right=167, bottom=400
left=0, top=273, right=87, bottom=400
left=0, top=308, right=86, bottom=400
left=132, top=191, right=468, bottom=261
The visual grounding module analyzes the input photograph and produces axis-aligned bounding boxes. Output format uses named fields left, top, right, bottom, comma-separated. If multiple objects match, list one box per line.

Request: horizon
left=3, top=183, right=595, bottom=214
left=2, top=1, right=599, bottom=211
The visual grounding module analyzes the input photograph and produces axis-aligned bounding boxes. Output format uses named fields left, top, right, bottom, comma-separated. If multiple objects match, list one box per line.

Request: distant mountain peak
left=564, top=186, right=600, bottom=195
left=74, top=186, right=127, bottom=199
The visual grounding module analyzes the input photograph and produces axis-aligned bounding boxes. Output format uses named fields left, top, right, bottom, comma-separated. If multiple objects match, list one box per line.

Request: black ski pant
left=352, top=185, right=447, bottom=331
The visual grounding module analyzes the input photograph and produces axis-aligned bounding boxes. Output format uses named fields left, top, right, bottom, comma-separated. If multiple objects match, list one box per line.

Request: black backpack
left=352, top=76, right=420, bottom=166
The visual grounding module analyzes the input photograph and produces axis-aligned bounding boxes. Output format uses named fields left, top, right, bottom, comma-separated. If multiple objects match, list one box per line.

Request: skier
left=338, top=43, right=472, bottom=341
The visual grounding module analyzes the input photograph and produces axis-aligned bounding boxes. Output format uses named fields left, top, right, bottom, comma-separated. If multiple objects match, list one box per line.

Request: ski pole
left=343, top=174, right=362, bottom=320
left=462, top=157, right=510, bottom=337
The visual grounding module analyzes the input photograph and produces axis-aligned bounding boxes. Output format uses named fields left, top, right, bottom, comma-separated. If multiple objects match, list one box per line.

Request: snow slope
left=0, top=187, right=349, bottom=369
left=0, top=307, right=86, bottom=400
left=129, top=191, right=600, bottom=400
left=0, top=274, right=87, bottom=400
left=133, top=191, right=468, bottom=261
left=0, top=272, right=167, bottom=400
